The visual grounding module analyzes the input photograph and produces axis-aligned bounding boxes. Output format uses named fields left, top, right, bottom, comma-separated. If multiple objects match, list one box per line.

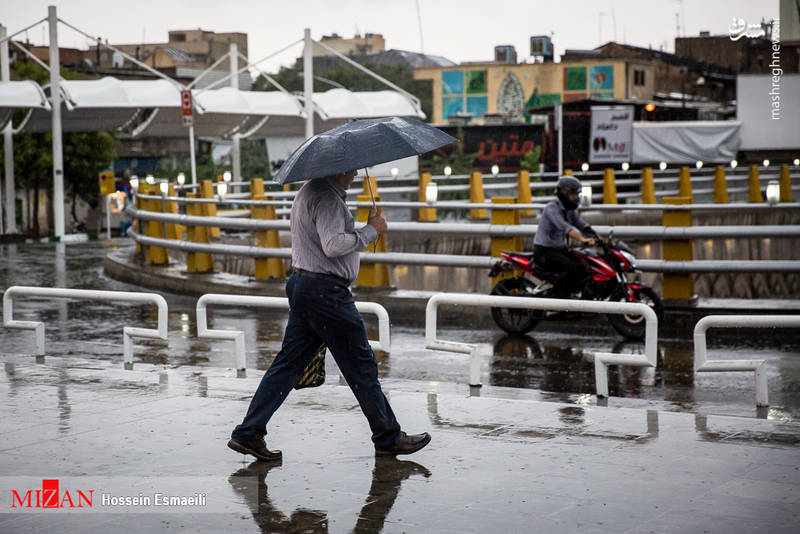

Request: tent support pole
left=49, top=6, right=65, bottom=239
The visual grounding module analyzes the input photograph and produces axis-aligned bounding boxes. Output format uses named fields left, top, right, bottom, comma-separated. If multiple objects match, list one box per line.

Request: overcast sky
left=3, top=0, right=779, bottom=73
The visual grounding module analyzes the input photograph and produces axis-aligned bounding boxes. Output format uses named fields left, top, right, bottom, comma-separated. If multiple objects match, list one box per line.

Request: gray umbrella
left=273, top=116, right=457, bottom=186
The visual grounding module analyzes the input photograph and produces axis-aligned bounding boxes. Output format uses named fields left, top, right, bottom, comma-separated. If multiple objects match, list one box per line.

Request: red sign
left=181, top=90, right=193, bottom=127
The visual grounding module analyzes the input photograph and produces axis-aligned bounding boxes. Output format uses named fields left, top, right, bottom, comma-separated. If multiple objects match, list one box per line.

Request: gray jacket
left=533, top=198, right=592, bottom=249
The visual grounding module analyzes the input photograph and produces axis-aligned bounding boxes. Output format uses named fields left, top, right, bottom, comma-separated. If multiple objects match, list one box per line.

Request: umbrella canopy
left=274, top=116, right=456, bottom=184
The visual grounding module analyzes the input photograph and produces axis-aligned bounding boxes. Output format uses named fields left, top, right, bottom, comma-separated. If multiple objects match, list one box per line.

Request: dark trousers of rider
left=534, top=245, right=584, bottom=297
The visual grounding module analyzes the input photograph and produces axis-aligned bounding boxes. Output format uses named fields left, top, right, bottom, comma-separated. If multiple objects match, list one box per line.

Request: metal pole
left=229, top=42, right=241, bottom=183
left=557, top=102, right=563, bottom=175
left=189, top=124, right=197, bottom=184
left=48, top=6, right=65, bottom=239
left=303, top=28, right=313, bottom=139
left=105, top=194, right=111, bottom=239
left=0, top=24, right=10, bottom=234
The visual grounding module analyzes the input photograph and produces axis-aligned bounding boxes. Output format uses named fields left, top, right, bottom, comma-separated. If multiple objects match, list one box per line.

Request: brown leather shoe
left=228, top=436, right=282, bottom=462
left=375, top=431, right=431, bottom=457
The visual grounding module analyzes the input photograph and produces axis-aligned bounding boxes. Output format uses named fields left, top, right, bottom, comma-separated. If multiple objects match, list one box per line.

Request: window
left=634, top=70, right=646, bottom=86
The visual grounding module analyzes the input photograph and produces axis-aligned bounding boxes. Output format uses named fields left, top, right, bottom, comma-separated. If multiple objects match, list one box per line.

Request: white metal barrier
left=196, top=294, right=391, bottom=374
left=424, top=292, right=658, bottom=396
left=694, top=315, right=800, bottom=407
left=2, top=286, right=168, bottom=366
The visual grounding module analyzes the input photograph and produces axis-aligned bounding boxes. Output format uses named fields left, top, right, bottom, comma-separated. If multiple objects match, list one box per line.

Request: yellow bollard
left=490, top=197, right=522, bottom=286
left=662, top=196, right=693, bottom=301
left=185, top=193, right=213, bottom=273
left=603, top=168, right=618, bottom=204
left=516, top=170, right=534, bottom=215
left=747, top=165, right=761, bottom=202
left=418, top=173, right=437, bottom=222
left=563, top=169, right=573, bottom=176
left=362, top=175, right=378, bottom=198
left=713, top=166, right=729, bottom=204
left=779, top=164, right=793, bottom=202
left=355, top=193, right=390, bottom=287
left=135, top=183, right=146, bottom=255
left=250, top=178, right=265, bottom=199
left=165, top=183, right=184, bottom=240
left=252, top=194, right=286, bottom=279
left=199, top=180, right=220, bottom=237
left=678, top=167, right=693, bottom=201
left=641, top=167, right=656, bottom=204
left=469, top=171, right=487, bottom=219
left=144, top=184, right=168, bottom=265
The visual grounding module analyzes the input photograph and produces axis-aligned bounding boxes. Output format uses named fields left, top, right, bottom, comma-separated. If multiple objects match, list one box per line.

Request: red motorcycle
left=488, top=233, right=664, bottom=340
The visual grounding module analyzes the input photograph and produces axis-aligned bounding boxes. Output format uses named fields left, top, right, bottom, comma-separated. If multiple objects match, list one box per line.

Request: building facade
left=414, top=59, right=654, bottom=125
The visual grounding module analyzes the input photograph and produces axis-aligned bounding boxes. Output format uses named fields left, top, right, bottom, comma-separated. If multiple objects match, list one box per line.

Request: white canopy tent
left=0, top=80, right=50, bottom=130
left=15, top=78, right=424, bottom=139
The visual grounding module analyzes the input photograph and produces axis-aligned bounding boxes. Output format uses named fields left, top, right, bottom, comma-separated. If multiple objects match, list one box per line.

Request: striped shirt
left=290, top=177, right=378, bottom=283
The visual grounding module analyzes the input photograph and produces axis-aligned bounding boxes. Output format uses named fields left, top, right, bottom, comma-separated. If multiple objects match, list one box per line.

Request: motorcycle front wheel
left=489, top=277, right=543, bottom=334
left=608, top=285, right=664, bottom=340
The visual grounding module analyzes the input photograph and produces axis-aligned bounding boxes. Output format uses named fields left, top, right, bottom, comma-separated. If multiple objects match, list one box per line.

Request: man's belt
left=294, top=268, right=350, bottom=287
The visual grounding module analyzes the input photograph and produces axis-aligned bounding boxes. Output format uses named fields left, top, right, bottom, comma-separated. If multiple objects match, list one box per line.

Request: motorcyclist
left=533, top=175, right=597, bottom=297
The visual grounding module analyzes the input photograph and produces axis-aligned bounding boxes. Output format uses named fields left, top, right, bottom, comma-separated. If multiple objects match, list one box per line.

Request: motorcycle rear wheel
left=608, top=286, right=664, bottom=340
left=490, top=277, right=543, bottom=334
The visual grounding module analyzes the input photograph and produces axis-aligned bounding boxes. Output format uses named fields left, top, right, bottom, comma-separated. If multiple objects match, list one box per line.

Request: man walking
left=229, top=170, right=431, bottom=461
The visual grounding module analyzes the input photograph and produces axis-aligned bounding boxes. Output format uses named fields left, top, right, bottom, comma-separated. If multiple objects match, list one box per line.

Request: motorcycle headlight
left=620, top=250, right=636, bottom=270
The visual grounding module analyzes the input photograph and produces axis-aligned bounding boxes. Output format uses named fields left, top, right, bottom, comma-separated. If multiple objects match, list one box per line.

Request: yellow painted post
left=135, top=183, right=146, bottom=255
left=356, top=193, right=390, bottom=288
left=563, top=169, right=574, bottom=176
left=199, top=180, right=220, bottom=237
left=362, top=175, right=378, bottom=197
left=165, top=183, right=183, bottom=240
left=779, top=164, right=793, bottom=202
left=517, top=170, right=534, bottom=215
left=469, top=171, right=487, bottom=219
left=641, top=167, right=656, bottom=204
left=418, top=172, right=437, bottom=222
left=283, top=184, right=291, bottom=193
left=747, top=165, right=761, bottom=202
left=490, top=197, right=521, bottom=285
left=713, top=165, right=729, bottom=204
left=603, top=168, right=618, bottom=204
left=185, top=193, right=213, bottom=273
left=144, top=184, right=168, bottom=265
left=678, top=166, right=693, bottom=201
left=662, top=196, right=693, bottom=301
left=250, top=178, right=265, bottom=199
left=252, top=194, right=286, bottom=279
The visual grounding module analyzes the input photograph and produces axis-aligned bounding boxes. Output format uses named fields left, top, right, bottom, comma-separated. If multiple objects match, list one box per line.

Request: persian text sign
left=589, top=106, right=633, bottom=163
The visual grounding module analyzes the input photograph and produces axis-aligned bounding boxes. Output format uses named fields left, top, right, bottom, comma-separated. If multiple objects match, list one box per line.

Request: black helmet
left=555, top=175, right=581, bottom=209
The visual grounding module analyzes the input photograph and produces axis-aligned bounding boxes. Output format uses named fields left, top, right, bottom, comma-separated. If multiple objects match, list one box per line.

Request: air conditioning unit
left=530, top=35, right=554, bottom=60
left=494, top=45, right=517, bottom=64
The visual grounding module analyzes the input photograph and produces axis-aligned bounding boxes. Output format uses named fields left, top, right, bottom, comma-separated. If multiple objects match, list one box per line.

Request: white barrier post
left=2, top=286, right=168, bottom=366
left=694, top=314, right=800, bottom=407
left=196, top=294, right=391, bottom=376
left=425, top=292, right=658, bottom=393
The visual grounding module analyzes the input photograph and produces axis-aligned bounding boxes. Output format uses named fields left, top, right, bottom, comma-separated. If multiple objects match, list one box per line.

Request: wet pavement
left=2, top=240, right=800, bottom=532
left=1, top=355, right=799, bottom=533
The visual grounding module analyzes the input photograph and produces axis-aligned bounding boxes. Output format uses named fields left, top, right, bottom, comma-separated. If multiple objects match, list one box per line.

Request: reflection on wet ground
left=228, top=457, right=431, bottom=534
left=2, top=241, right=800, bottom=421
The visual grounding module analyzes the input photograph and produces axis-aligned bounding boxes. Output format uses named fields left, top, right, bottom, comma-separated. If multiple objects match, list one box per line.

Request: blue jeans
left=232, top=272, right=402, bottom=449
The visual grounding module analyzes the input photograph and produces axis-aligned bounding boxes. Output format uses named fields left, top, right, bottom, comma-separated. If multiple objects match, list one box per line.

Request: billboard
left=588, top=106, right=633, bottom=163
